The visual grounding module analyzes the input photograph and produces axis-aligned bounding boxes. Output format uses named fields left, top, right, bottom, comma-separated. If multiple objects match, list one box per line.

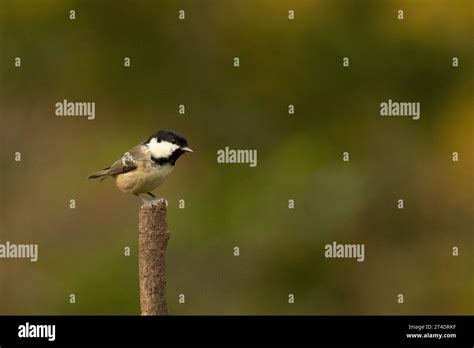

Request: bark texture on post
left=138, top=200, right=170, bottom=315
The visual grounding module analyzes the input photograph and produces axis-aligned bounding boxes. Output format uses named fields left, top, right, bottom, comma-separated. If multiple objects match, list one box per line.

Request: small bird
left=88, top=130, right=192, bottom=204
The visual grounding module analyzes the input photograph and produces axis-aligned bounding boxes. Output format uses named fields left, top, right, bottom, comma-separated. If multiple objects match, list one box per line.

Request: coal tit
left=88, top=130, right=192, bottom=203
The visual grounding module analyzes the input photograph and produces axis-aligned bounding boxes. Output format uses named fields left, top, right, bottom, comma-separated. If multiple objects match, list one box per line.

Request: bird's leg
left=134, top=193, right=153, bottom=205
left=147, top=192, right=168, bottom=206
left=136, top=193, right=168, bottom=206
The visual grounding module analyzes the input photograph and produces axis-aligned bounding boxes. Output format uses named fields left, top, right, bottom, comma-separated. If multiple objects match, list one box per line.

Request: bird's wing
left=105, top=144, right=148, bottom=176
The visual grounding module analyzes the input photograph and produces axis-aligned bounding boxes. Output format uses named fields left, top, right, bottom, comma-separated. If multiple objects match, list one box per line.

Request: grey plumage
left=88, top=144, right=142, bottom=180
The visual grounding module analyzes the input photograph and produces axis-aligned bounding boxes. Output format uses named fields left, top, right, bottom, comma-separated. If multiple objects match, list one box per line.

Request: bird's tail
left=88, top=168, right=110, bottom=181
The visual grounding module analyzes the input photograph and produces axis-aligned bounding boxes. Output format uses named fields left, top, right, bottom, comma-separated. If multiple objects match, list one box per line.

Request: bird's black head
left=145, top=130, right=192, bottom=165
left=149, top=130, right=189, bottom=147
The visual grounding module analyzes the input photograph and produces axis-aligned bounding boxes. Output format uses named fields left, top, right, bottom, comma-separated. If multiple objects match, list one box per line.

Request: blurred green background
left=0, top=0, right=472, bottom=315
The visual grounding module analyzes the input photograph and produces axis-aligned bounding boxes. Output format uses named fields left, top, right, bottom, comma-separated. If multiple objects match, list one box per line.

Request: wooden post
left=138, top=200, right=170, bottom=315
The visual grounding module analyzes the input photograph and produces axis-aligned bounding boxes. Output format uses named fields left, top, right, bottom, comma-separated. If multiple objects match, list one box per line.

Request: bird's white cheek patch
left=147, top=138, right=180, bottom=159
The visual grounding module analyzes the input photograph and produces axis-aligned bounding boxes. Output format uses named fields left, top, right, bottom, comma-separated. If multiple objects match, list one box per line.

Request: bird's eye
left=171, top=139, right=176, bottom=144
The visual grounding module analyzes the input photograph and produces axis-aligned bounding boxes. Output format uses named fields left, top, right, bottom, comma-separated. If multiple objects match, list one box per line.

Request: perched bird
left=88, top=130, right=192, bottom=203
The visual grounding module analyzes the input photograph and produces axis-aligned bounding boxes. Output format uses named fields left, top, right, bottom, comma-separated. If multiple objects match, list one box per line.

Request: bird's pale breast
left=115, top=163, right=174, bottom=194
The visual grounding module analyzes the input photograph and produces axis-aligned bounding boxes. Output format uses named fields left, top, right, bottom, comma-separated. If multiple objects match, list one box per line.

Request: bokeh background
left=0, top=0, right=472, bottom=315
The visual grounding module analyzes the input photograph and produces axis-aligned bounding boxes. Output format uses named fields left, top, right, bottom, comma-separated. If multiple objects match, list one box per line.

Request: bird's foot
left=152, top=197, right=168, bottom=206
left=134, top=194, right=168, bottom=206
left=139, top=197, right=154, bottom=205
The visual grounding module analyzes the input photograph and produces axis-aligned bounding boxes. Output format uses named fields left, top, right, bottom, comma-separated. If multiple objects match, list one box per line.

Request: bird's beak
left=181, top=147, right=193, bottom=153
